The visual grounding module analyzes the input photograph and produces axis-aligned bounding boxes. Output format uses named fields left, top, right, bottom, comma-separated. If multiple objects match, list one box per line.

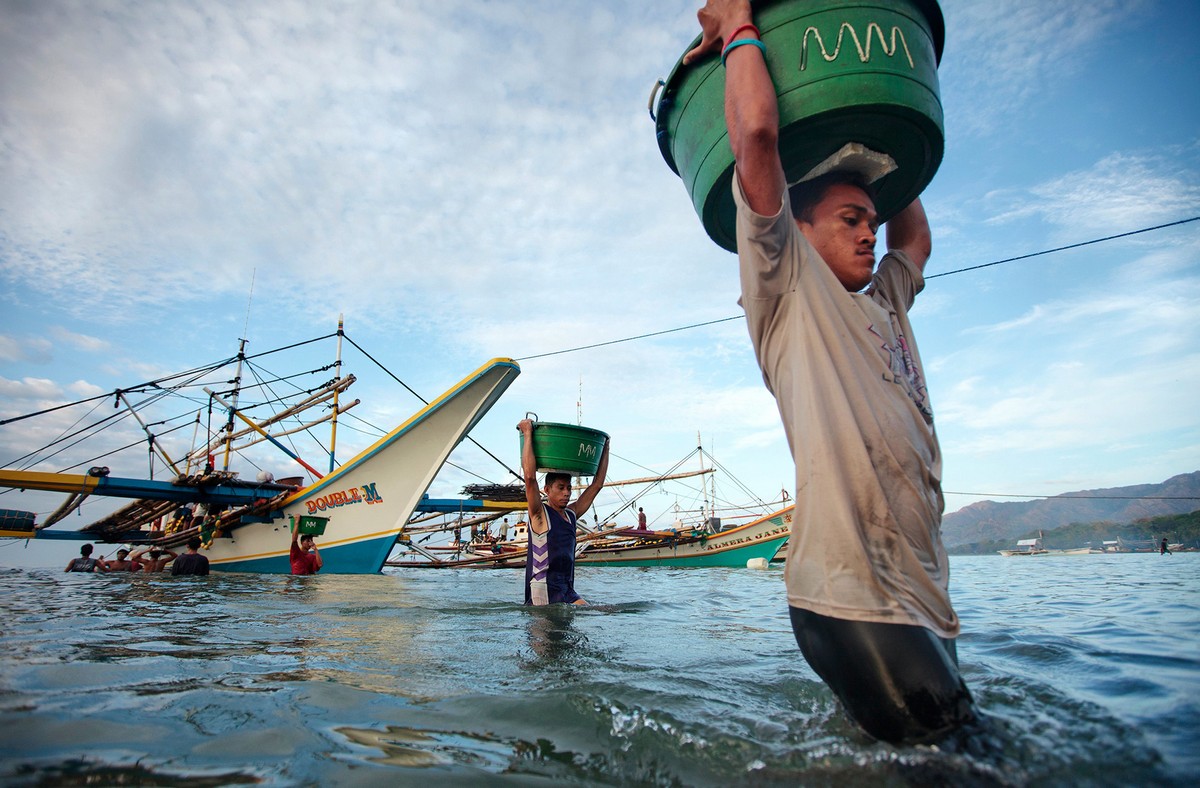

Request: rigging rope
left=925, top=215, right=1200, bottom=279
left=0, top=357, right=235, bottom=427
left=944, top=492, right=1200, bottom=500
left=342, top=334, right=522, bottom=482
left=515, top=216, right=1200, bottom=362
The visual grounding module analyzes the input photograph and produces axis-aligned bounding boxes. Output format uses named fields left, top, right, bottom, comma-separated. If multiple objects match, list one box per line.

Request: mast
left=220, top=337, right=248, bottom=472
left=329, top=314, right=345, bottom=473
left=184, top=410, right=202, bottom=474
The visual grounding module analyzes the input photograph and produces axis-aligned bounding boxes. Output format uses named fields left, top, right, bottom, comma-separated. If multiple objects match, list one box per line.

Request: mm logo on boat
left=306, top=483, right=383, bottom=513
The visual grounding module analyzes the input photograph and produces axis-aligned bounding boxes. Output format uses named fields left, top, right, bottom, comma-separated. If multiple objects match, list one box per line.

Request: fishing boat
left=0, top=319, right=522, bottom=574
left=384, top=438, right=792, bottom=568
left=576, top=506, right=792, bottom=567
left=386, top=441, right=793, bottom=569
left=388, top=504, right=793, bottom=570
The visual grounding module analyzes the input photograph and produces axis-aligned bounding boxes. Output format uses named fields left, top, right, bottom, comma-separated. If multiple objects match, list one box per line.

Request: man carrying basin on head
left=682, top=0, right=977, bottom=744
left=517, top=419, right=610, bottom=606
left=291, top=528, right=323, bottom=575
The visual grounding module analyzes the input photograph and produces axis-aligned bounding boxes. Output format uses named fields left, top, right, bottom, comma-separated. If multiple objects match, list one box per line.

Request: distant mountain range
left=941, top=471, right=1200, bottom=547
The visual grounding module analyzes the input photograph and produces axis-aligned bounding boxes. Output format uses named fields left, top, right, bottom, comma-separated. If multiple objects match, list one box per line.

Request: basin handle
left=647, top=78, right=666, bottom=121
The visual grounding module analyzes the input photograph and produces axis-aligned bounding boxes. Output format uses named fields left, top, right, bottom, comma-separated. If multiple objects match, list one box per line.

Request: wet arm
left=569, top=439, right=610, bottom=519
left=518, top=419, right=548, bottom=535
left=685, top=0, right=786, bottom=216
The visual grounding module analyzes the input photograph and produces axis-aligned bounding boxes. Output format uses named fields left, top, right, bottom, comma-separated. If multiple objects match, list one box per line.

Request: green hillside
left=947, top=509, right=1200, bottom=556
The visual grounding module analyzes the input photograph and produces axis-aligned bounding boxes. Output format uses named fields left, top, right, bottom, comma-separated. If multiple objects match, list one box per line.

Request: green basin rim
left=655, top=0, right=945, bottom=174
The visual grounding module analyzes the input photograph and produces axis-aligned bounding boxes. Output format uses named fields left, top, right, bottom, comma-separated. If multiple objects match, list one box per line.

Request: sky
left=2, top=0, right=1199, bottom=563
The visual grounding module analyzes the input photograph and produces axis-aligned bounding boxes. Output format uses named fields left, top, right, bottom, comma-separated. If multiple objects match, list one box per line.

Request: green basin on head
left=295, top=515, right=329, bottom=536
left=654, top=0, right=945, bottom=252
left=521, top=422, right=609, bottom=476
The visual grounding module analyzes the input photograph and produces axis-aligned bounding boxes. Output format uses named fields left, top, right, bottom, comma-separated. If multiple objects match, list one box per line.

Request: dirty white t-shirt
left=734, top=176, right=958, bottom=638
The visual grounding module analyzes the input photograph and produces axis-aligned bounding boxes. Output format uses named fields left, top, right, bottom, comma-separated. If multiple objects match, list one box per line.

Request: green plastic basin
left=294, top=515, right=328, bottom=536
left=653, top=0, right=945, bottom=252
left=521, top=422, right=609, bottom=476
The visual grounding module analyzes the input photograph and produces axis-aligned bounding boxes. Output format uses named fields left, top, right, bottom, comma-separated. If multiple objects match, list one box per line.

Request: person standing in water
left=103, top=547, right=140, bottom=572
left=65, top=543, right=101, bottom=572
left=682, top=0, right=976, bottom=744
left=290, top=529, right=323, bottom=575
left=171, top=537, right=210, bottom=575
left=130, top=547, right=177, bottom=573
left=517, top=418, right=609, bottom=605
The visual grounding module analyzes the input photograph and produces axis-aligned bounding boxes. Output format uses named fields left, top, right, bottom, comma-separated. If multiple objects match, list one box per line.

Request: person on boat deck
left=290, top=529, right=323, bottom=575
left=167, top=505, right=192, bottom=534
left=130, top=547, right=178, bottom=573
left=683, top=0, right=977, bottom=745
left=65, top=543, right=101, bottom=573
left=517, top=418, right=610, bottom=606
left=104, top=547, right=140, bottom=572
left=499, top=518, right=509, bottom=542
left=637, top=507, right=648, bottom=530
left=172, top=536, right=210, bottom=576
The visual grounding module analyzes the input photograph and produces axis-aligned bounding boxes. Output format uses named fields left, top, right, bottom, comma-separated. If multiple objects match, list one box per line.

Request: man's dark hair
left=187, top=536, right=202, bottom=550
left=788, top=171, right=876, bottom=223
left=544, top=472, right=572, bottom=489
left=80, top=543, right=93, bottom=556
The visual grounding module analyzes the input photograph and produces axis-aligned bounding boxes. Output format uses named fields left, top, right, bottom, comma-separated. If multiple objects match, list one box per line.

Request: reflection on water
left=338, top=725, right=456, bottom=767
left=7, top=759, right=261, bottom=787
left=523, top=605, right=585, bottom=664
left=0, top=558, right=1197, bottom=785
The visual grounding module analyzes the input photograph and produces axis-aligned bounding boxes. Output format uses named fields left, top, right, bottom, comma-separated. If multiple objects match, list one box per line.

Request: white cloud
left=941, top=0, right=1147, bottom=138
left=931, top=238, right=1200, bottom=495
left=66, top=380, right=107, bottom=398
left=0, top=335, right=53, bottom=363
left=985, top=152, right=1200, bottom=237
left=0, top=376, right=62, bottom=402
left=0, top=1, right=703, bottom=326
left=48, top=327, right=109, bottom=353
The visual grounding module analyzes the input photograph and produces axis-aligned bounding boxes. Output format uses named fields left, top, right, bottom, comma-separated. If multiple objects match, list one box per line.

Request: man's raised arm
left=517, top=419, right=548, bottom=535
left=886, top=197, right=932, bottom=272
left=685, top=0, right=786, bottom=217
left=568, top=438, right=610, bottom=519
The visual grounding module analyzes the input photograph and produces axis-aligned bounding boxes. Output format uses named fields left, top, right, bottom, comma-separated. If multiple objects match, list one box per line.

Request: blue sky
left=1, top=0, right=1198, bottom=553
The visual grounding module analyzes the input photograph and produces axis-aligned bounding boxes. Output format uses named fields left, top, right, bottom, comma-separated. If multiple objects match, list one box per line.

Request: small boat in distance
left=999, top=536, right=1049, bottom=557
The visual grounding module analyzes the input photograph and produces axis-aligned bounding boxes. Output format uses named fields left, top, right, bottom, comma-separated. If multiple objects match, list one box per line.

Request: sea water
left=0, top=554, right=1196, bottom=786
